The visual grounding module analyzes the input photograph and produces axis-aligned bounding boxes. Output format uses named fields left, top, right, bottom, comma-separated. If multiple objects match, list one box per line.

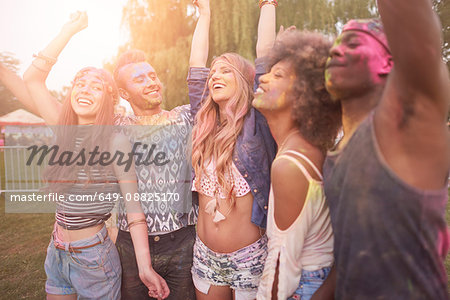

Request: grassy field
left=0, top=194, right=53, bottom=299
left=0, top=193, right=449, bottom=299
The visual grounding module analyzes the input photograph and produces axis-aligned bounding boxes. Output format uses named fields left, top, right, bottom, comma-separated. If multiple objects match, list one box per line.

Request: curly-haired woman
left=254, top=29, right=342, bottom=300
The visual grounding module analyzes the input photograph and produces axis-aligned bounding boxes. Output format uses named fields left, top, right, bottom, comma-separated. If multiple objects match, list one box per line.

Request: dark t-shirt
left=324, top=113, right=449, bottom=300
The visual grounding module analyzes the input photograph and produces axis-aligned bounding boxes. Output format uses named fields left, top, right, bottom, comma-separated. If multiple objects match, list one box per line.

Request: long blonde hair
left=192, top=53, right=255, bottom=207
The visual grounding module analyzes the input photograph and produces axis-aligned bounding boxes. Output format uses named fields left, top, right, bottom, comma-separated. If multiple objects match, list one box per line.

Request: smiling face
left=118, top=62, right=163, bottom=115
left=325, top=30, right=392, bottom=101
left=70, top=72, right=105, bottom=124
left=208, top=60, right=237, bottom=108
left=253, top=60, right=296, bottom=112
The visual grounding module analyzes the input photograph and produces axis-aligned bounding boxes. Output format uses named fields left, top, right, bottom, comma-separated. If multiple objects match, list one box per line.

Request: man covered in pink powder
left=313, top=0, right=450, bottom=299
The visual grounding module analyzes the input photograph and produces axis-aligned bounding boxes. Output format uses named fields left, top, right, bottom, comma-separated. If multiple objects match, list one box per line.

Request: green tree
left=433, top=0, right=450, bottom=65
left=116, top=0, right=197, bottom=109
left=277, top=0, right=336, bottom=33
left=330, top=0, right=377, bottom=25
left=208, top=1, right=258, bottom=62
left=116, top=0, right=449, bottom=109
left=0, top=52, right=26, bottom=116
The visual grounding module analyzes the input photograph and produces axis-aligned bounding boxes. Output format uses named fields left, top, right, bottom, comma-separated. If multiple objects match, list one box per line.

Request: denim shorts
left=192, top=235, right=268, bottom=300
left=287, top=266, right=331, bottom=300
left=44, top=225, right=121, bottom=299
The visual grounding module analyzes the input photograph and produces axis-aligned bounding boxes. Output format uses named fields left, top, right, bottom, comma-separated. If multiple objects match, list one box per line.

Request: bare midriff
left=197, top=192, right=263, bottom=253
left=56, top=223, right=104, bottom=242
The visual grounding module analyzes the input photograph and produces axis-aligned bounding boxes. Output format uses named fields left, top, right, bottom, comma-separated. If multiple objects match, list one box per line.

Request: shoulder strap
left=277, top=150, right=323, bottom=181
left=276, top=155, right=313, bottom=181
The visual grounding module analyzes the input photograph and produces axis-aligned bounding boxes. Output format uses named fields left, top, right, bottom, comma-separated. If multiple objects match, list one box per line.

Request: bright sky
left=1, top=0, right=128, bottom=92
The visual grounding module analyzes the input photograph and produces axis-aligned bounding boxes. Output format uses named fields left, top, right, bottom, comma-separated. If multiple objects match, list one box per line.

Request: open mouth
left=254, top=87, right=265, bottom=96
left=212, top=83, right=226, bottom=90
left=326, top=60, right=346, bottom=69
left=145, top=90, right=160, bottom=97
left=77, top=98, right=93, bottom=106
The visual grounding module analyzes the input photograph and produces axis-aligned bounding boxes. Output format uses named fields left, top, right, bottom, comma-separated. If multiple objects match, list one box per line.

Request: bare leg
left=47, top=293, right=77, bottom=300
left=196, top=285, right=233, bottom=300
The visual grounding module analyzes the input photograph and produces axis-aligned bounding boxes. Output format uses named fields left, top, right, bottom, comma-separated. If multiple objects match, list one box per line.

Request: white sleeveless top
left=257, top=150, right=334, bottom=300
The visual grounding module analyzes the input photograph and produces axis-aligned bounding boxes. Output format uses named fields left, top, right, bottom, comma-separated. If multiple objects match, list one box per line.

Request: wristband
left=33, top=52, right=57, bottom=66
left=31, top=60, right=52, bottom=72
left=259, top=0, right=278, bottom=8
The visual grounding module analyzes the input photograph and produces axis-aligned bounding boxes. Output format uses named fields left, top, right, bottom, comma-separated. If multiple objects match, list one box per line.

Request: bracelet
left=32, top=52, right=57, bottom=66
left=259, top=0, right=278, bottom=8
left=31, top=60, right=52, bottom=73
left=129, top=221, right=147, bottom=229
left=128, top=219, right=147, bottom=229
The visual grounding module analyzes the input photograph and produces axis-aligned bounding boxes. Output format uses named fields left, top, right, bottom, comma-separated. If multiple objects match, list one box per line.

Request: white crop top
left=193, top=159, right=251, bottom=222
left=257, top=150, right=334, bottom=300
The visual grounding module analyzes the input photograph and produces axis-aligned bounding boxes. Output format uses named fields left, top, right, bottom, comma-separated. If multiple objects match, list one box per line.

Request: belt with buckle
left=54, top=240, right=102, bottom=253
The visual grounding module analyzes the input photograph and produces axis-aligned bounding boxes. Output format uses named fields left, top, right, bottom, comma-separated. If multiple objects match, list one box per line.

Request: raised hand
left=276, top=25, right=296, bottom=42
left=61, top=11, right=88, bottom=37
left=189, top=0, right=210, bottom=67
left=193, top=0, right=210, bottom=13
left=23, top=11, right=89, bottom=125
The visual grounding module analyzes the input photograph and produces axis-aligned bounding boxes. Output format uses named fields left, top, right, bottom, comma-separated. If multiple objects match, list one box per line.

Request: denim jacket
left=187, top=58, right=276, bottom=228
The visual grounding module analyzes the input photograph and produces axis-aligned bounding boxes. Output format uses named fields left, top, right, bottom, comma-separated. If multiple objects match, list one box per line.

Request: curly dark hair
left=267, top=30, right=342, bottom=153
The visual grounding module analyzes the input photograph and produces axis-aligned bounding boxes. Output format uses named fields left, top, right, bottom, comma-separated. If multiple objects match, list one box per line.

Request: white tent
left=0, top=109, right=44, bottom=125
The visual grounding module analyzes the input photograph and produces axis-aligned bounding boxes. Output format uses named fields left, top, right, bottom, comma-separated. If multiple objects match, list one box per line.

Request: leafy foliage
left=0, top=52, right=67, bottom=117
left=0, top=52, right=25, bottom=116
left=115, top=0, right=197, bottom=110
left=433, top=0, right=450, bottom=65
left=115, top=0, right=449, bottom=109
